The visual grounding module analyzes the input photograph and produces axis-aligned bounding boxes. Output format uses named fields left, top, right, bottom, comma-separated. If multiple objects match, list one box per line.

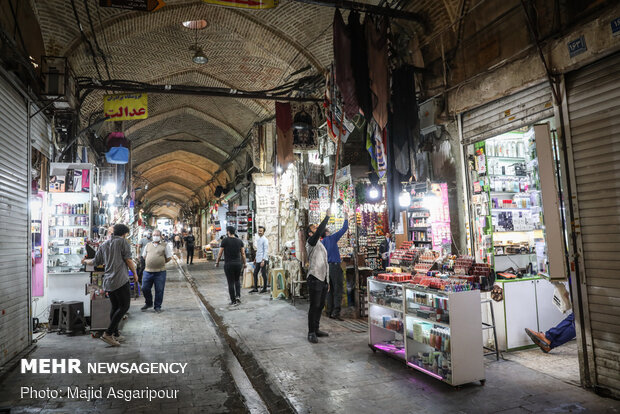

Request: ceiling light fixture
left=189, top=25, right=208, bottom=65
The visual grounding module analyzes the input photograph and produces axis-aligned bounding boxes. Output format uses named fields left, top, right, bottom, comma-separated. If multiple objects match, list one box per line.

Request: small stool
left=290, top=279, right=307, bottom=306
left=48, top=302, right=63, bottom=331
left=59, top=301, right=87, bottom=335
left=482, top=299, right=501, bottom=361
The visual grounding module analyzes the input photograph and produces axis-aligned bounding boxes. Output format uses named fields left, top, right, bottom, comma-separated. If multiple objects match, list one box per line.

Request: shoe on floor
left=236, top=298, right=241, bottom=305
left=114, top=335, right=126, bottom=343
left=259, top=289, right=268, bottom=294
left=141, top=304, right=152, bottom=311
left=333, top=315, right=345, bottom=321
left=249, top=288, right=259, bottom=293
left=525, top=328, right=551, bottom=353
left=316, top=330, right=329, bottom=337
left=307, top=333, right=318, bottom=344
left=101, top=332, right=120, bottom=347
left=154, top=308, right=163, bottom=313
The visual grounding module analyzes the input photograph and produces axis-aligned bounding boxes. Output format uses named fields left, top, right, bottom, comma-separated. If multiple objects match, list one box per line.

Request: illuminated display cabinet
left=368, top=278, right=485, bottom=386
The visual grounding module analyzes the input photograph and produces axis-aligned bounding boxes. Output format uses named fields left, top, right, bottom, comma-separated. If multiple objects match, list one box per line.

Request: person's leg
left=545, top=312, right=576, bottom=349
left=224, top=264, right=236, bottom=304
left=307, top=276, right=319, bottom=334
left=107, top=283, right=131, bottom=335
left=141, top=271, right=154, bottom=308
left=252, top=264, right=260, bottom=291
left=260, top=262, right=269, bottom=293
left=108, top=287, right=120, bottom=327
left=332, top=264, right=344, bottom=318
left=326, top=264, right=335, bottom=317
left=233, top=264, right=242, bottom=300
left=189, top=247, right=194, bottom=264
left=316, top=279, right=328, bottom=332
left=153, top=271, right=167, bottom=310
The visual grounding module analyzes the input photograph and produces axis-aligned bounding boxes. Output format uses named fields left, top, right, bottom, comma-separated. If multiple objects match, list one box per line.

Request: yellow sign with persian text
left=103, top=93, right=148, bottom=121
left=201, top=0, right=278, bottom=9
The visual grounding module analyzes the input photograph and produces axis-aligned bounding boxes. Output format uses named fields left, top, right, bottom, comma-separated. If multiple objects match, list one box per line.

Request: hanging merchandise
left=333, top=9, right=359, bottom=119
left=275, top=102, right=295, bottom=167
left=390, top=65, right=417, bottom=175
left=324, top=66, right=353, bottom=144
left=290, top=103, right=321, bottom=151
left=365, top=15, right=389, bottom=131
left=348, top=11, right=373, bottom=122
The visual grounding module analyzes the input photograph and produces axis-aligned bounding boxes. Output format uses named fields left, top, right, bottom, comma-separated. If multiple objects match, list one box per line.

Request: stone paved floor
left=0, top=265, right=251, bottom=414
left=186, top=262, right=620, bottom=414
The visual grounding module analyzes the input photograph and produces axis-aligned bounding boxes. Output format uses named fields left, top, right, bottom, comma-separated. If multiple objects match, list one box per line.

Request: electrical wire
left=83, top=0, right=112, bottom=80
left=70, top=0, right=103, bottom=82
left=95, top=1, right=114, bottom=78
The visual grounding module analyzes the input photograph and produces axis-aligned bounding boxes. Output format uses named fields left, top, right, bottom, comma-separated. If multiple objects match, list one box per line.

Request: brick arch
left=143, top=182, right=195, bottom=201
left=135, top=151, right=226, bottom=180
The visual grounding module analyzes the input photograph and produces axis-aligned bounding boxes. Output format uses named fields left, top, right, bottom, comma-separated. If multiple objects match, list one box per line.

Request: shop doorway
left=464, top=120, right=580, bottom=386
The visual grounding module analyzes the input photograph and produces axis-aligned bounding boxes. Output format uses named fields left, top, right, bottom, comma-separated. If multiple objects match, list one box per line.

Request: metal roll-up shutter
left=0, top=76, right=30, bottom=368
left=462, top=82, right=554, bottom=144
left=30, top=103, right=52, bottom=159
left=566, top=52, right=620, bottom=398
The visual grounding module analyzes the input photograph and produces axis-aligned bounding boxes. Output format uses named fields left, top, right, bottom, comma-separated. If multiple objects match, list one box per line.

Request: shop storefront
left=460, top=83, right=570, bottom=351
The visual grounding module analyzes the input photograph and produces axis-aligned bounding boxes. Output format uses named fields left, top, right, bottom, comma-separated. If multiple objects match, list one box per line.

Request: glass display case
left=367, top=278, right=405, bottom=360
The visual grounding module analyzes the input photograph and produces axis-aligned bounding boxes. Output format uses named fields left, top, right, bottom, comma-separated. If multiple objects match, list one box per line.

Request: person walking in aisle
left=250, top=226, right=269, bottom=293
left=184, top=230, right=196, bottom=265
left=135, top=230, right=151, bottom=298
left=321, top=216, right=349, bottom=321
left=216, top=226, right=247, bottom=306
left=141, top=229, right=173, bottom=313
left=305, top=211, right=331, bottom=344
left=82, top=223, right=137, bottom=347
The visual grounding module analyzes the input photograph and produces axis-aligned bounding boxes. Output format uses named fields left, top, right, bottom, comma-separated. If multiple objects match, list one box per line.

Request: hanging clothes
left=333, top=9, right=359, bottom=119
left=348, top=11, right=372, bottom=122
left=366, top=120, right=387, bottom=178
left=275, top=102, right=295, bottom=167
left=365, top=16, right=390, bottom=131
left=390, top=65, right=418, bottom=175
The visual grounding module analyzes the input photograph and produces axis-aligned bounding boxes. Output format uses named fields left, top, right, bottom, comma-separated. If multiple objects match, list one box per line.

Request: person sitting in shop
left=525, top=312, right=576, bottom=353
left=82, top=223, right=137, bottom=347
left=141, top=229, right=173, bottom=313
left=250, top=226, right=269, bottom=294
left=305, top=210, right=331, bottom=344
left=379, top=231, right=395, bottom=270
left=321, top=215, right=349, bottom=321
left=216, top=226, right=247, bottom=306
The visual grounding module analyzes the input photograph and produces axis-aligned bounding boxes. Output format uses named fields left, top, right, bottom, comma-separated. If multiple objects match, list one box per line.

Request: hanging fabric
left=390, top=65, right=417, bottom=175
left=275, top=102, right=295, bottom=167
left=333, top=9, right=359, bottom=119
left=324, top=65, right=352, bottom=143
left=365, top=16, right=390, bottom=131
left=348, top=11, right=372, bottom=122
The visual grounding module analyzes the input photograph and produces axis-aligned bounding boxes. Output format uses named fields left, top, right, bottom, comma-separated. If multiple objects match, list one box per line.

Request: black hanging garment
left=333, top=9, right=359, bottom=119
left=348, top=11, right=372, bottom=122
left=390, top=65, right=418, bottom=175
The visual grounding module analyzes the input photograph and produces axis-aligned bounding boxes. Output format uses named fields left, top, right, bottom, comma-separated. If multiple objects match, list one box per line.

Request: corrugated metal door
left=565, top=52, right=620, bottom=398
left=0, top=76, right=30, bottom=367
left=30, top=103, right=52, bottom=159
left=461, top=82, right=554, bottom=144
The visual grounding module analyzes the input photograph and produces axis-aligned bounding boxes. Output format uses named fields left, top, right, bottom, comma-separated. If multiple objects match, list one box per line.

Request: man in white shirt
left=141, top=229, right=173, bottom=313
left=250, top=226, right=269, bottom=294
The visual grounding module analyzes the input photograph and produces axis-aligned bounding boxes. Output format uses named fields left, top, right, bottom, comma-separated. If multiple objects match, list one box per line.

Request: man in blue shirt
left=322, top=217, right=349, bottom=321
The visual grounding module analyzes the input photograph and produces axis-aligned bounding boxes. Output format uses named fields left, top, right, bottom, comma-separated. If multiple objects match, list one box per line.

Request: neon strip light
left=373, top=343, right=406, bottom=355
left=407, top=362, right=443, bottom=380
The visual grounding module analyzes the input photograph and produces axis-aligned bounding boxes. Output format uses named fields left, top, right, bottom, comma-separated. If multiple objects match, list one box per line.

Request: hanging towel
left=366, top=16, right=390, bottom=131
left=333, top=9, right=359, bottom=119
left=348, top=11, right=372, bottom=122
left=275, top=102, right=295, bottom=167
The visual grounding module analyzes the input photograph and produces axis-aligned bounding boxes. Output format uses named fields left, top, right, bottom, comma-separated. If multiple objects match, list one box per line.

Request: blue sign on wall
left=568, top=36, right=587, bottom=58
left=612, top=17, right=620, bottom=37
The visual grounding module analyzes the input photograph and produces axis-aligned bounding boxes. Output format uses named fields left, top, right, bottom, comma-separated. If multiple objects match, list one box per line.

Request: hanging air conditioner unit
left=419, top=97, right=443, bottom=136
left=42, top=56, right=76, bottom=109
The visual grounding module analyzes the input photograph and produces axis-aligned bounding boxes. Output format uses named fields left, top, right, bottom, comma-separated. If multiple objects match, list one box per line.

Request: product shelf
left=369, top=301, right=403, bottom=314
left=405, top=313, right=450, bottom=329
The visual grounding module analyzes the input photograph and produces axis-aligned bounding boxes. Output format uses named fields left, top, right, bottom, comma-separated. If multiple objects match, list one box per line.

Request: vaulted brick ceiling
left=31, top=0, right=459, bottom=218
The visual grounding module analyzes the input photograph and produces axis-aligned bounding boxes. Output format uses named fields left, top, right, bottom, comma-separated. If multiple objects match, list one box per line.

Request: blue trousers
left=545, top=312, right=576, bottom=349
left=142, top=270, right=167, bottom=309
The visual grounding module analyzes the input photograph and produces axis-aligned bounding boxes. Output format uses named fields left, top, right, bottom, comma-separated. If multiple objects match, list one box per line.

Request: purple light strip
left=407, top=362, right=444, bottom=380
left=373, top=343, right=406, bottom=355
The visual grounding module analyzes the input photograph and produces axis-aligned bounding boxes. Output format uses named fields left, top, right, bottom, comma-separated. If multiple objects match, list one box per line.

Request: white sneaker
left=101, top=332, right=120, bottom=347
left=114, top=335, right=126, bottom=343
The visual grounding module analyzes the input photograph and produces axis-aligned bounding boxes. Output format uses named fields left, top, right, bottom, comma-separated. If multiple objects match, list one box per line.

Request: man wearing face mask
left=141, top=229, right=173, bottom=313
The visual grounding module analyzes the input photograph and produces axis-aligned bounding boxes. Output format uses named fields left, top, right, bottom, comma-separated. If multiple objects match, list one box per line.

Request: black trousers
left=186, top=245, right=194, bottom=264
left=307, top=275, right=328, bottom=334
left=253, top=260, right=269, bottom=289
left=224, top=262, right=243, bottom=303
left=327, top=263, right=343, bottom=317
left=107, top=282, right=131, bottom=336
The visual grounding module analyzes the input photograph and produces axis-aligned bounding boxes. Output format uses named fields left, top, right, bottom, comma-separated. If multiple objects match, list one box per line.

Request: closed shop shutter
left=30, top=103, right=52, bottom=159
left=566, top=52, right=620, bottom=397
left=461, top=82, right=554, bottom=144
left=0, top=76, right=30, bottom=368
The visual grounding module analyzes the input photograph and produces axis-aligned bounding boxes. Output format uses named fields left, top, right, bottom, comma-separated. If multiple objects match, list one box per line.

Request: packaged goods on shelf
left=453, top=255, right=475, bottom=275
left=377, top=273, right=412, bottom=283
